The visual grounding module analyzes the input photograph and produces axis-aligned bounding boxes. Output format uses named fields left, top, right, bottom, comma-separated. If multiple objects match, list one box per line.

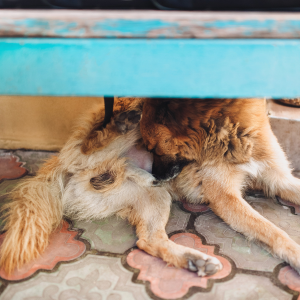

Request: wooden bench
left=0, top=10, right=300, bottom=98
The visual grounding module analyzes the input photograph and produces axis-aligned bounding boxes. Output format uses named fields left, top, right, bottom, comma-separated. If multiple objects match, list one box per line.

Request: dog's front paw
left=114, top=110, right=141, bottom=134
left=187, top=255, right=222, bottom=277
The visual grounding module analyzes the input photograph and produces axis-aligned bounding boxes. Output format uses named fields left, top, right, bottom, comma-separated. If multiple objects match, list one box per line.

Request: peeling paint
left=2, top=11, right=300, bottom=38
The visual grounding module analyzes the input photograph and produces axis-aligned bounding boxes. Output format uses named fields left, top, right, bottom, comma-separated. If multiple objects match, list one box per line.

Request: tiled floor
left=0, top=150, right=300, bottom=299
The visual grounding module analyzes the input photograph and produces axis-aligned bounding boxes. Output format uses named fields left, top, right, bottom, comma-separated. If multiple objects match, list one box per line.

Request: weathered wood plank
left=1, top=38, right=300, bottom=98
left=2, top=10, right=300, bottom=38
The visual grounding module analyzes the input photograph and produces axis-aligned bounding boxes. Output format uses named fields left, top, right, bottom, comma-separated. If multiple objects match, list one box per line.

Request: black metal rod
left=103, top=97, right=114, bottom=128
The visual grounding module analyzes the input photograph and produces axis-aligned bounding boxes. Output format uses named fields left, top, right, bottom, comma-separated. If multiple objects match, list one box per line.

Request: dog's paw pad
left=188, top=257, right=222, bottom=277
left=114, top=110, right=141, bottom=134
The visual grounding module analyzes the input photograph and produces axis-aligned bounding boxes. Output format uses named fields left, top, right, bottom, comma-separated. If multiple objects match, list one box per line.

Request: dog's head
left=140, top=99, right=204, bottom=181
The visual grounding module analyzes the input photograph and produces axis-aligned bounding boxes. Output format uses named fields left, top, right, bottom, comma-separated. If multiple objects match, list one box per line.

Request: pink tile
left=278, top=197, right=300, bottom=215
left=0, top=154, right=27, bottom=182
left=278, top=266, right=300, bottom=300
left=182, top=200, right=210, bottom=213
left=127, top=233, right=231, bottom=299
left=0, top=221, right=86, bottom=281
left=268, top=100, right=300, bottom=120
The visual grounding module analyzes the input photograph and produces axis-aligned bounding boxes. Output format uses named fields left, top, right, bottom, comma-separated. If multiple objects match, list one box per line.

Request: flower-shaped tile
left=74, top=216, right=137, bottom=254
left=190, top=273, right=292, bottom=300
left=166, top=203, right=190, bottom=234
left=181, top=200, right=210, bottom=213
left=0, top=154, right=27, bottom=183
left=1, top=255, right=151, bottom=300
left=13, top=150, right=58, bottom=176
left=278, top=197, right=300, bottom=215
left=195, top=195, right=300, bottom=272
left=0, top=221, right=86, bottom=281
left=0, top=177, right=23, bottom=198
left=278, top=266, right=300, bottom=299
left=194, top=197, right=288, bottom=272
left=74, top=203, right=190, bottom=254
left=127, top=233, right=232, bottom=299
left=0, top=177, right=29, bottom=231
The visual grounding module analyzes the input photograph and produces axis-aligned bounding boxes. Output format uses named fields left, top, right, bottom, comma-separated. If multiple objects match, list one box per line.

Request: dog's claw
left=197, top=269, right=207, bottom=277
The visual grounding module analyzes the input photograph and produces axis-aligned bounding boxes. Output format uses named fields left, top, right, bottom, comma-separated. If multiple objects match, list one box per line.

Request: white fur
left=237, top=158, right=266, bottom=178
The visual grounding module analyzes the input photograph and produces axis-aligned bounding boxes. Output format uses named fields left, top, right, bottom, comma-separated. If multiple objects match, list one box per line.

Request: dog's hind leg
left=202, top=166, right=300, bottom=273
left=120, top=187, right=222, bottom=277
left=251, top=130, right=300, bottom=205
left=0, top=156, right=63, bottom=274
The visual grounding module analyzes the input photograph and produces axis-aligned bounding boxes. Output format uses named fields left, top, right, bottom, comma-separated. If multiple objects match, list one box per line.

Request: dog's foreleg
left=0, top=157, right=63, bottom=274
left=123, top=187, right=222, bottom=277
left=203, top=174, right=300, bottom=273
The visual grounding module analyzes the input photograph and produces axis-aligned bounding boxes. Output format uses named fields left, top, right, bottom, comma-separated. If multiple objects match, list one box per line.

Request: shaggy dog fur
left=1, top=98, right=300, bottom=277
left=140, top=98, right=300, bottom=273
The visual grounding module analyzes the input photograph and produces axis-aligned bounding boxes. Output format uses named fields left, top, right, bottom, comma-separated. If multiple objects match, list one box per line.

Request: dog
left=1, top=97, right=300, bottom=278
left=140, top=98, right=300, bottom=274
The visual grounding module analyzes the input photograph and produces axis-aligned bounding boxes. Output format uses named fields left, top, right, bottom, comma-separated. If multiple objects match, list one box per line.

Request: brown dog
left=1, top=98, right=299, bottom=278
left=0, top=98, right=220, bottom=277
left=140, top=98, right=300, bottom=273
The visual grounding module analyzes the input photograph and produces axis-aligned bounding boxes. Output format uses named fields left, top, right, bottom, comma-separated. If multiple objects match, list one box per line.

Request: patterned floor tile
left=1, top=148, right=297, bottom=299
left=166, top=203, right=190, bottom=234
left=74, top=216, right=137, bottom=254
left=0, top=180, right=19, bottom=197
left=0, top=221, right=86, bottom=281
left=195, top=195, right=300, bottom=272
left=245, top=190, right=266, bottom=198
left=74, top=203, right=190, bottom=254
left=278, top=266, right=300, bottom=299
left=13, top=150, right=58, bottom=176
left=0, top=153, right=27, bottom=183
left=247, top=196, right=300, bottom=245
left=0, top=177, right=28, bottom=230
left=127, top=233, right=232, bottom=299
left=190, top=273, right=292, bottom=300
left=278, top=197, right=300, bottom=215
left=181, top=200, right=210, bottom=213
left=1, top=255, right=151, bottom=300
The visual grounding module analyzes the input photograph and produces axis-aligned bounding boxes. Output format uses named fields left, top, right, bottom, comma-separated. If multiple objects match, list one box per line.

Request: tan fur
left=1, top=97, right=300, bottom=277
left=140, top=98, right=300, bottom=272
left=3, top=97, right=209, bottom=275
left=0, top=156, right=63, bottom=274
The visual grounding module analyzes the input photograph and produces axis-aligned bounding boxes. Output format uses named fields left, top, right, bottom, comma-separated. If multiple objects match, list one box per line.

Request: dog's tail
left=0, top=156, right=63, bottom=274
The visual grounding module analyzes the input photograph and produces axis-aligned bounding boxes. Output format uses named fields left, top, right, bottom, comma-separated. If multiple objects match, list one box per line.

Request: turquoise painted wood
left=2, top=11, right=300, bottom=39
left=1, top=38, right=300, bottom=98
